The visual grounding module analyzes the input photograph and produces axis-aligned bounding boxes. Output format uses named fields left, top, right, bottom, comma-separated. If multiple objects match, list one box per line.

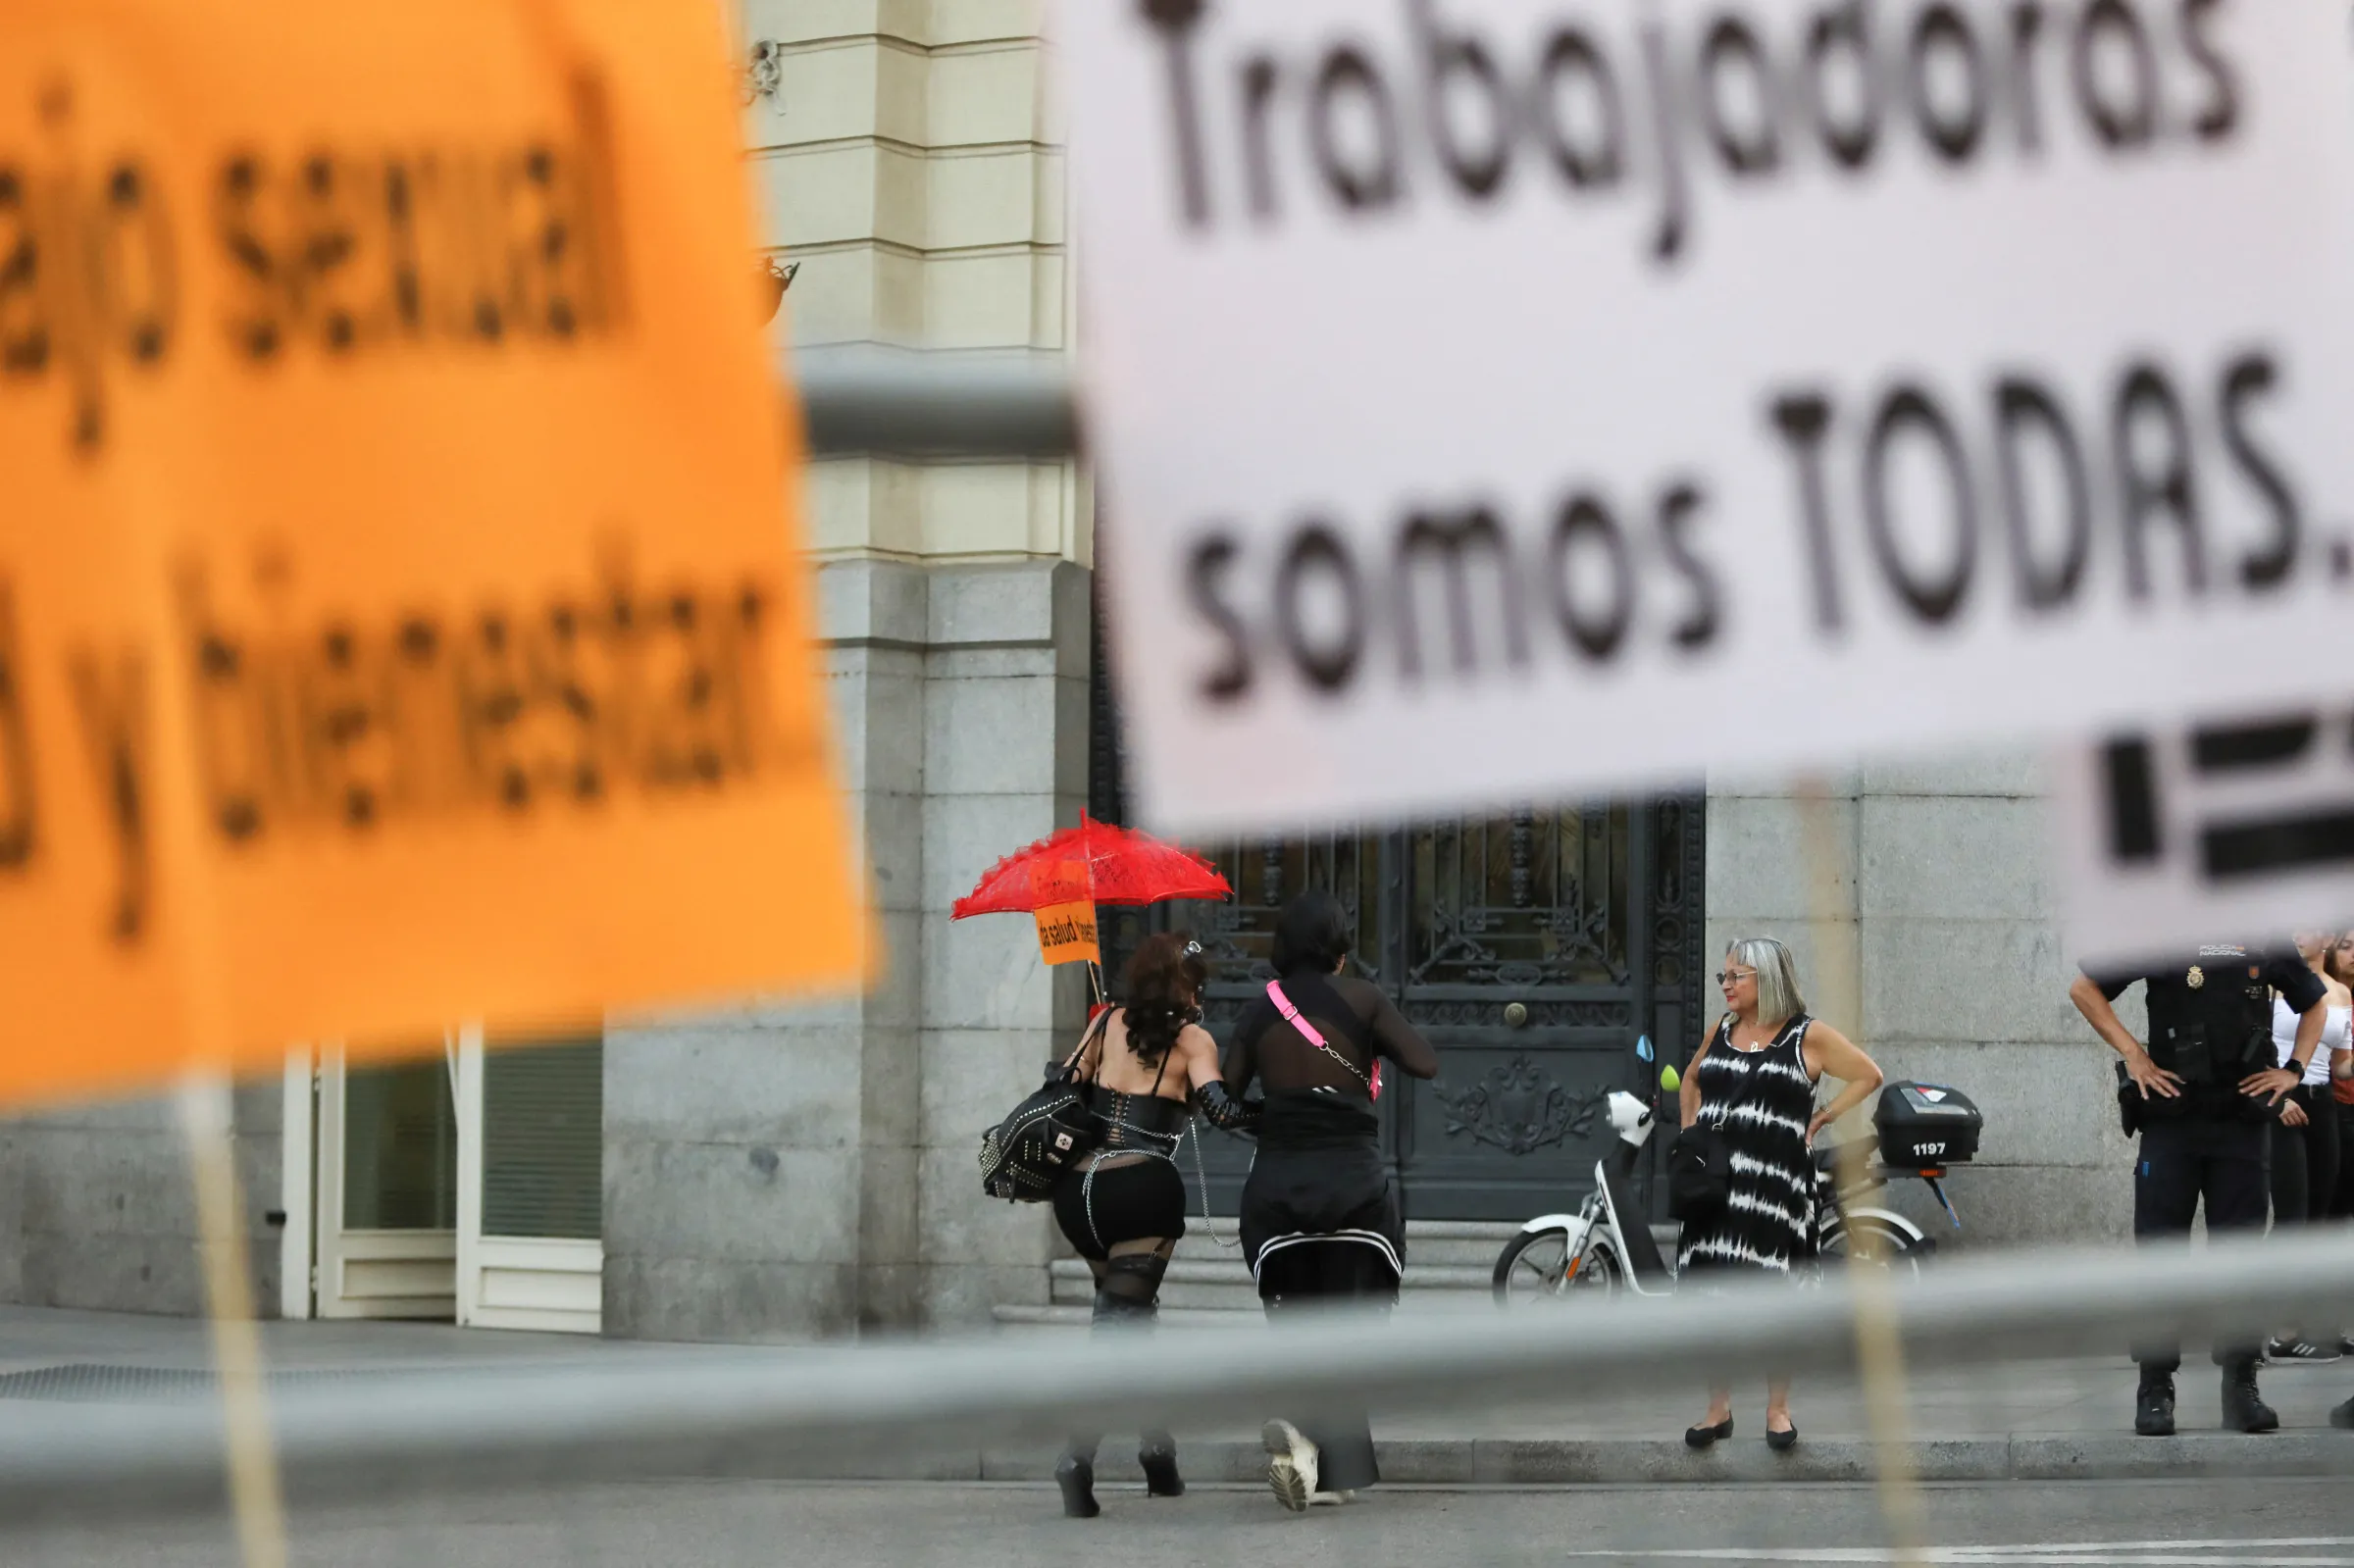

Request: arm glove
left=1197, top=1081, right=1263, bottom=1135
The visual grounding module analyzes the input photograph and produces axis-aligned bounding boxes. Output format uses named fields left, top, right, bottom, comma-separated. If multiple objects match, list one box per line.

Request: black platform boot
left=2134, top=1376, right=2175, bottom=1438
left=2221, top=1361, right=2278, bottom=1434
left=1140, top=1433, right=1184, bottom=1497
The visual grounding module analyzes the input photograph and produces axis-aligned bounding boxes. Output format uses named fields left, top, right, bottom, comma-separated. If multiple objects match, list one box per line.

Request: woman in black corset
left=1224, top=890, right=1440, bottom=1511
left=1678, top=936, right=1882, bottom=1452
left=1049, top=931, right=1258, bottom=1519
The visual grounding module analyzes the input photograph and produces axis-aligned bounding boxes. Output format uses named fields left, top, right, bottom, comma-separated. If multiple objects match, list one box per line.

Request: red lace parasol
left=950, top=813, right=1231, bottom=918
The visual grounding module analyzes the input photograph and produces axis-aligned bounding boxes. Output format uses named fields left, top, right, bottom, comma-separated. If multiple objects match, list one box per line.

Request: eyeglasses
left=1715, top=969, right=1756, bottom=986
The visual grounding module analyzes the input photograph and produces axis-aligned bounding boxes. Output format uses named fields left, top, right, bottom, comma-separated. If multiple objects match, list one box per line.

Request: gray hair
left=1725, top=936, right=1806, bottom=1028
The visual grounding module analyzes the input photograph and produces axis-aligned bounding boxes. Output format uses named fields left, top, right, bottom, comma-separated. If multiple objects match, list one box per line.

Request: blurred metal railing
left=3, top=1229, right=2350, bottom=1526
left=792, top=354, right=1080, bottom=459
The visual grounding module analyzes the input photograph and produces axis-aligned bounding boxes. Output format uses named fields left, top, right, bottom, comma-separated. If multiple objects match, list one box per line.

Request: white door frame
left=309, top=1043, right=458, bottom=1320
left=454, top=1025, right=604, bottom=1334
left=279, top=1049, right=315, bottom=1322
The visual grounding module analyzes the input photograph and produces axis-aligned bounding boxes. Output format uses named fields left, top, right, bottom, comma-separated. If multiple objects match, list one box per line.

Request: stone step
left=1167, top=1220, right=1524, bottom=1269
left=990, top=1304, right=1246, bottom=1338
left=992, top=1291, right=1497, bottom=1336
left=1047, top=1256, right=1495, bottom=1311
left=1002, top=1218, right=1687, bottom=1331
left=1164, top=1220, right=1682, bottom=1267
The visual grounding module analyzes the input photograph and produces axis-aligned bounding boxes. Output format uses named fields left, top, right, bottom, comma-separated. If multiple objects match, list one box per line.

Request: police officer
left=2070, top=941, right=2327, bottom=1437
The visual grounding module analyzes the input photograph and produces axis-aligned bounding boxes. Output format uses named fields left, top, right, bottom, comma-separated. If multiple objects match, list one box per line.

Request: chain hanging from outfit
left=1186, top=1117, right=1241, bottom=1249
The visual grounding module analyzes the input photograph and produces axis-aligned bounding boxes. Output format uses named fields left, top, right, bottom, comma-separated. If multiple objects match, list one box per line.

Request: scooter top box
left=1872, top=1082, right=1982, bottom=1165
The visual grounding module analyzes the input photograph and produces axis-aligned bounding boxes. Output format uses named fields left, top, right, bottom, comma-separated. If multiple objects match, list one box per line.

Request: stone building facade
left=0, top=2, right=2130, bottom=1338
left=598, top=0, right=1088, bottom=1340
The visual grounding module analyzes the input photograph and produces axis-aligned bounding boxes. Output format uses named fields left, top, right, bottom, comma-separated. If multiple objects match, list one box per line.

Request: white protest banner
left=1065, top=0, right=2354, bottom=835
left=2052, top=711, right=2354, bottom=962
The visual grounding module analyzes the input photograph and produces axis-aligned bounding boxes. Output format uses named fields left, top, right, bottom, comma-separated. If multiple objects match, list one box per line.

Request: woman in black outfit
left=1049, top=932, right=1258, bottom=1519
left=1223, top=891, right=1439, bottom=1511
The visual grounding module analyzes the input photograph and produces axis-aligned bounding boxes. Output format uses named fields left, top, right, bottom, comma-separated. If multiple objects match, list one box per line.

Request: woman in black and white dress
left=1677, top=936, right=1883, bottom=1451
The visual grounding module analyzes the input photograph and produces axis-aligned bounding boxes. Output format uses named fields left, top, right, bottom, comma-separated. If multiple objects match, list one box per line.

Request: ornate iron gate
left=1091, top=602, right=1707, bottom=1222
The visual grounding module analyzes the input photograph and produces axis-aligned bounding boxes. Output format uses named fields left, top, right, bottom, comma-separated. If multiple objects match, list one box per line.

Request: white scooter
left=1493, top=1048, right=1941, bottom=1305
left=1492, top=1088, right=1676, bottom=1302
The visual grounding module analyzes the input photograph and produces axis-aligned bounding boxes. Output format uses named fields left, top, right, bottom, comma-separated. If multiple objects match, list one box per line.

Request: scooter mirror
left=1659, top=1064, right=1681, bottom=1093
left=1635, top=1034, right=1654, bottom=1062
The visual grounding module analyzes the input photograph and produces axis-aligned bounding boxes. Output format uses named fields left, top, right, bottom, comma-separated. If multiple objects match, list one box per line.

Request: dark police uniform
left=2083, top=943, right=2324, bottom=1427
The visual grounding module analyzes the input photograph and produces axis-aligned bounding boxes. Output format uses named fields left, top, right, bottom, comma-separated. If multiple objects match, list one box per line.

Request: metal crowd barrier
left=793, top=354, right=1081, bottom=459
left=2, top=1229, right=2350, bottom=1527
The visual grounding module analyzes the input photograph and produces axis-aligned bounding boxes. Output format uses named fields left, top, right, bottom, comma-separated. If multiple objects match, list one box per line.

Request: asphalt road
left=17, top=1479, right=2353, bottom=1567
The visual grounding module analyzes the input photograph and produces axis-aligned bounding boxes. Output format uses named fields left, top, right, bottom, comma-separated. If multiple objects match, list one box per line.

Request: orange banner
left=0, top=0, right=861, bottom=1104
left=1029, top=859, right=1099, bottom=966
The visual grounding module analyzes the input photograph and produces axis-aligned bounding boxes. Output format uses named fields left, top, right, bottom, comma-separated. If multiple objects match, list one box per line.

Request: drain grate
left=0, top=1362, right=403, bottom=1403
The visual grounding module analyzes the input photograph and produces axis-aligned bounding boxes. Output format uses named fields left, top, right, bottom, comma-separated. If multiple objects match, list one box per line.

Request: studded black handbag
left=978, top=1013, right=1107, bottom=1202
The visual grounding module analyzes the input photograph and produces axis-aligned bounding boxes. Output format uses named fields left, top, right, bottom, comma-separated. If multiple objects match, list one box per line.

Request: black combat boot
left=2221, top=1362, right=2278, bottom=1434
left=1140, top=1434, right=1184, bottom=1497
left=2134, top=1376, right=2175, bottom=1437
left=1055, top=1452, right=1100, bottom=1518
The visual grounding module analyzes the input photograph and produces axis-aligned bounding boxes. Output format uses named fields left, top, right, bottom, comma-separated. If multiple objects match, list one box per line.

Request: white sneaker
left=1262, top=1420, right=1318, bottom=1513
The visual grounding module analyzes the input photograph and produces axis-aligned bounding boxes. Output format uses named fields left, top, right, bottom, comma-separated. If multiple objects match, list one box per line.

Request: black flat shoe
left=1140, top=1440, right=1184, bottom=1497
left=1684, top=1418, right=1733, bottom=1449
left=1055, top=1454, right=1100, bottom=1518
left=1766, top=1424, right=1799, bottom=1452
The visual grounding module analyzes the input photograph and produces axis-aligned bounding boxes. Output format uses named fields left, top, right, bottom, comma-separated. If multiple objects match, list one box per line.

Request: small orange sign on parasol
left=1029, top=859, right=1100, bottom=967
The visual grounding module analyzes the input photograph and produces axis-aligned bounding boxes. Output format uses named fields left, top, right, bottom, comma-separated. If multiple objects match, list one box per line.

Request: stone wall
left=1705, top=751, right=2136, bottom=1251
left=600, top=556, right=1089, bottom=1340
left=753, top=1, right=1066, bottom=373
left=0, top=1080, right=282, bottom=1315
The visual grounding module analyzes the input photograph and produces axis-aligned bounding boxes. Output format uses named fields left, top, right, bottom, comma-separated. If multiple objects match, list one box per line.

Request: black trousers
left=1259, top=1240, right=1394, bottom=1493
left=2132, top=1115, right=2269, bottom=1376
left=2269, top=1087, right=2340, bottom=1228
left=2335, top=1099, right=2354, bottom=1219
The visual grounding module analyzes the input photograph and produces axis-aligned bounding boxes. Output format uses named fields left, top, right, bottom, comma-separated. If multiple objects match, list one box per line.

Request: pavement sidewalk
left=2, top=1304, right=2350, bottom=1485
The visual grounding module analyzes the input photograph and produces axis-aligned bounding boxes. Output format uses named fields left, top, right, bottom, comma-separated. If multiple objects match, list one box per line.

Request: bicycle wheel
left=1817, top=1215, right=1928, bottom=1282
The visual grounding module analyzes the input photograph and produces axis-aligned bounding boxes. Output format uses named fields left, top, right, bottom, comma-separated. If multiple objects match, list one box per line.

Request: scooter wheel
left=1493, top=1228, right=1573, bottom=1306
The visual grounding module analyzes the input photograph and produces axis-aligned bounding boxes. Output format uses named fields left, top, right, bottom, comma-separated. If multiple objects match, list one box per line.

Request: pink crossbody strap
left=1265, top=982, right=1382, bottom=1101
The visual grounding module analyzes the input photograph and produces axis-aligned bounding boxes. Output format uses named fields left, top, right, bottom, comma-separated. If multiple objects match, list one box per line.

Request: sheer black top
left=1223, top=971, right=1439, bottom=1146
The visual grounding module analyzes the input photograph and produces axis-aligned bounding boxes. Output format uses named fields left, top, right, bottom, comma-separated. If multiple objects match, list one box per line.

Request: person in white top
left=2328, top=935, right=2354, bottom=1225
left=2265, top=932, right=2354, bottom=1364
